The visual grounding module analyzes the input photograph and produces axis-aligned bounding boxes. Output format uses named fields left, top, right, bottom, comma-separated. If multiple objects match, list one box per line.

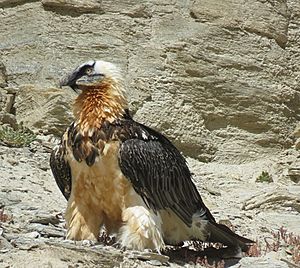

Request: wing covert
left=118, top=124, right=215, bottom=227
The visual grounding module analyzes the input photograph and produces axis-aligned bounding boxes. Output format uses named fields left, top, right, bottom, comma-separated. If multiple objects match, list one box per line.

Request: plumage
left=50, top=60, right=253, bottom=255
left=50, top=142, right=71, bottom=200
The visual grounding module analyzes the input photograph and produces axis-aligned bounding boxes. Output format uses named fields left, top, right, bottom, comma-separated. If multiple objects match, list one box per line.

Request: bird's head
left=60, top=60, right=123, bottom=92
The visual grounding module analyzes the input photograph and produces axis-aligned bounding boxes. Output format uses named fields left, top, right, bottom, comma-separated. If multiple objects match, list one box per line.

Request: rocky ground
left=0, top=134, right=299, bottom=268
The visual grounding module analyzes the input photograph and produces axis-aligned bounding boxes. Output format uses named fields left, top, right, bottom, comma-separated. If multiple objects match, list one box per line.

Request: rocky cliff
left=0, top=1, right=299, bottom=267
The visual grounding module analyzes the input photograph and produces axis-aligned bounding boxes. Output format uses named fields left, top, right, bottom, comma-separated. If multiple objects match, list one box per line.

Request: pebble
left=147, top=260, right=163, bottom=266
left=28, top=223, right=65, bottom=238
left=6, top=158, right=19, bottom=166
left=0, top=236, right=13, bottom=250
left=29, top=213, right=61, bottom=225
left=127, top=251, right=170, bottom=263
left=23, top=231, right=40, bottom=239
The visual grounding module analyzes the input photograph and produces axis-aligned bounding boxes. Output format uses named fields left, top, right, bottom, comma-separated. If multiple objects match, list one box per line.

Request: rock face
left=14, top=85, right=76, bottom=135
left=0, top=1, right=300, bottom=268
left=0, top=0, right=299, bottom=162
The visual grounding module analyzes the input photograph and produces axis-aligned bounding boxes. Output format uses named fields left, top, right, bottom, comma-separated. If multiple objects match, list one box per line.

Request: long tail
left=206, top=221, right=254, bottom=252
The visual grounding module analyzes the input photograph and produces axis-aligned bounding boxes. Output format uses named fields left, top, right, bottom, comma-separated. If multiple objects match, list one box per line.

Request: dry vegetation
left=248, top=227, right=300, bottom=265
left=162, top=226, right=300, bottom=267
left=226, top=227, right=300, bottom=267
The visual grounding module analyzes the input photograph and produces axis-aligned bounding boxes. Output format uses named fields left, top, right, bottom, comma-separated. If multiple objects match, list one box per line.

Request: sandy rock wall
left=0, top=0, right=299, bottom=163
left=1, top=2, right=300, bottom=267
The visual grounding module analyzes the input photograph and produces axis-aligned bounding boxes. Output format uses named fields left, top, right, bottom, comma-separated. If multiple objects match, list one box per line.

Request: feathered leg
left=65, top=194, right=103, bottom=241
left=119, top=206, right=165, bottom=252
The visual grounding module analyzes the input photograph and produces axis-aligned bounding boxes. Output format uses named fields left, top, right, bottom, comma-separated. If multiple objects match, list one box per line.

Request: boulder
left=15, top=85, right=76, bottom=136
left=41, top=0, right=104, bottom=14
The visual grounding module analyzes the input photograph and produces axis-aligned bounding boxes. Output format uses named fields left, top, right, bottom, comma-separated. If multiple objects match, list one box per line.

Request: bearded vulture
left=50, top=60, right=253, bottom=255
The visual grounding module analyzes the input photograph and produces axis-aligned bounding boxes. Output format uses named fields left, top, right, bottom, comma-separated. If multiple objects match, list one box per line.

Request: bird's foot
left=111, top=241, right=122, bottom=249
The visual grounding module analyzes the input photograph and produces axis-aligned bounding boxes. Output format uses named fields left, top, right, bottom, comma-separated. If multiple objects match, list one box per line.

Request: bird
left=50, top=60, right=253, bottom=256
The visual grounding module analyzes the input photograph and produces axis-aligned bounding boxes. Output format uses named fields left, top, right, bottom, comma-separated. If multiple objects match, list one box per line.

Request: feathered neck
left=73, top=77, right=127, bottom=135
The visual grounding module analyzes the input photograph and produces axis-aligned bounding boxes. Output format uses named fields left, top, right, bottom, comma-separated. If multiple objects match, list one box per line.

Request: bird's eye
left=85, top=67, right=93, bottom=75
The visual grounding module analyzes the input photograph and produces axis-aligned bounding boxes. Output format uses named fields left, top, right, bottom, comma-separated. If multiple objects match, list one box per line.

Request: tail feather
left=207, top=222, right=254, bottom=252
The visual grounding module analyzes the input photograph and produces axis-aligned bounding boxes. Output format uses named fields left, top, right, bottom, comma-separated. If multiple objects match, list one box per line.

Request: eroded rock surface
left=0, top=0, right=299, bottom=162
left=14, top=85, right=75, bottom=135
left=0, top=0, right=299, bottom=267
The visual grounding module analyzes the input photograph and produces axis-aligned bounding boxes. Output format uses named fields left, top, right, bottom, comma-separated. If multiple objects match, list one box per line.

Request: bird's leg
left=65, top=196, right=103, bottom=241
left=119, top=206, right=165, bottom=252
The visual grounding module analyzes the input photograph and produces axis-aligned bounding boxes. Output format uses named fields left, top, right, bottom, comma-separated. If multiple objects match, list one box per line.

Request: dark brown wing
left=118, top=121, right=215, bottom=227
left=117, top=120, right=254, bottom=250
left=50, top=143, right=72, bottom=200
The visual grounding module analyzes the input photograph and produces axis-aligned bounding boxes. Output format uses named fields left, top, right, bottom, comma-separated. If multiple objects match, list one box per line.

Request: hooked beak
left=59, top=70, right=79, bottom=89
left=59, top=71, right=104, bottom=91
left=75, top=74, right=105, bottom=87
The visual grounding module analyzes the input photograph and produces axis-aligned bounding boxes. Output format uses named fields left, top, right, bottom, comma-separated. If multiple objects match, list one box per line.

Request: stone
left=0, top=87, right=17, bottom=128
left=28, top=223, right=65, bottom=238
left=0, top=113, right=18, bottom=129
left=0, top=88, right=15, bottom=115
left=10, top=237, right=42, bottom=250
left=295, top=139, right=300, bottom=150
left=0, top=62, right=7, bottom=88
left=0, top=0, right=34, bottom=8
left=292, top=125, right=300, bottom=138
left=288, top=167, right=300, bottom=183
left=242, top=189, right=300, bottom=212
left=231, top=257, right=288, bottom=268
left=42, top=0, right=104, bottom=14
left=14, top=85, right=75, bottom=136
left=23, top=231, right=40, bottom=239
left=190, top=0, right=289, bottom=48
left=0, top=236, right=13, bottom=251
left=29, top=213, right=61, bottom=225
left=127, top=251, right=169, bottom=263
